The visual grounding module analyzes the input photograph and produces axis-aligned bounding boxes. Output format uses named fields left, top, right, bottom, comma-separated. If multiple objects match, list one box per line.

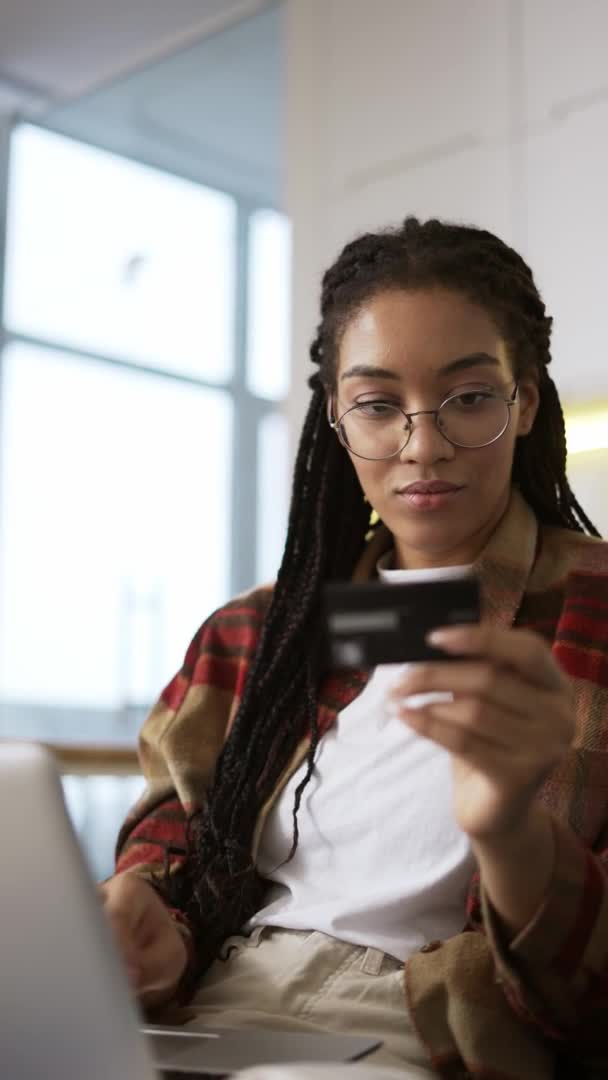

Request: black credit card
left=323, top=573, right=480, bottom=669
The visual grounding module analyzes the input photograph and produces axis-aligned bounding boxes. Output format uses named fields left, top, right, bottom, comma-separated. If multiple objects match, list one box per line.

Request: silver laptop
left=0, top=741, right=381, bottom=1078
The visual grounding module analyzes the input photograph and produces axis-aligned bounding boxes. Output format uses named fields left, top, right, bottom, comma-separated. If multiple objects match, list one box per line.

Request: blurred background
left=0, top=0, right=607, bottom=877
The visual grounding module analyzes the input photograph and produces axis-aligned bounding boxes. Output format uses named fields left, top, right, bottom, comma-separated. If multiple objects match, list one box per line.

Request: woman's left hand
left=387, top=625, right=575, bottom=844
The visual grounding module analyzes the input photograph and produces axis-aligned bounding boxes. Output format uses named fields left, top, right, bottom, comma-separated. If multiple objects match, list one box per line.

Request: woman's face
left=332, top=287, right=539, bottom=569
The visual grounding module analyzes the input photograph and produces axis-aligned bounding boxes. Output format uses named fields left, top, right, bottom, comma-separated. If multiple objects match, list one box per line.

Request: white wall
left=284, top=0, right=608, bottom=453
left=568, top=451, right=608, bottom=536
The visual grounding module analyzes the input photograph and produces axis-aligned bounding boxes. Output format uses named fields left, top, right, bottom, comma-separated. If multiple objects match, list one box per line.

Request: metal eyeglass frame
left=328, top=384, right=519, bottom=460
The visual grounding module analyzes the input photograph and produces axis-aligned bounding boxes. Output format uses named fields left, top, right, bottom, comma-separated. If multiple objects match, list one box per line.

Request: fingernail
left=426, top=628, right=451, bottom=646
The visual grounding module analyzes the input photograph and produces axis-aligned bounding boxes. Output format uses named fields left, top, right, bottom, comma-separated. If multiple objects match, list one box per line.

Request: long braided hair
left=161, top=216, right=599, bottom=977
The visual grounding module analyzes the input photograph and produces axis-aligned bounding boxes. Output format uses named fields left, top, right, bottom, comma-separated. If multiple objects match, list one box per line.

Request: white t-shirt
left=248, top=559, right=476, bottom=962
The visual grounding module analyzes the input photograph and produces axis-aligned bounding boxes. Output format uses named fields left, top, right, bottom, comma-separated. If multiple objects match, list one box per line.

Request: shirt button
left=419, top=940, right=442, bottom=953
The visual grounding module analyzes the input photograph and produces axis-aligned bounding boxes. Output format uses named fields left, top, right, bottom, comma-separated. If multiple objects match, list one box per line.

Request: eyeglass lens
left=339, top=393, right=511, bottom=458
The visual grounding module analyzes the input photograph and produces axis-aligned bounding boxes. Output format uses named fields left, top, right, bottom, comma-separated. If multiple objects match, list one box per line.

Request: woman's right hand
left=100, top=873, right=189, bottom=1007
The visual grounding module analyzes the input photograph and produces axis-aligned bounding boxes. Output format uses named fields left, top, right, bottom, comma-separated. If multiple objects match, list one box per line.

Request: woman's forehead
left=337, top=288, right=510, bottom=380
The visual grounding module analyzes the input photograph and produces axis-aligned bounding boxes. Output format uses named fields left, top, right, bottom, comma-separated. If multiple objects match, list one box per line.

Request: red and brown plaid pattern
left=115, top=491, right=608, bottom=1078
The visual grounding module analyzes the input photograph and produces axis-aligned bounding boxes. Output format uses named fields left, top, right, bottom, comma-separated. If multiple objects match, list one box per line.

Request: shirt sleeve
left=114, top=617, right=234, bottom=883
left=109, top=589, right=271, bottom=1000
left=109, top=622, right=231, bottom=998
left=481, top=814, right=608, bottom=1057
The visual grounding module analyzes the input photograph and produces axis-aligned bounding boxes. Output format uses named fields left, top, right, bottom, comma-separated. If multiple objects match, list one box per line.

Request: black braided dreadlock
left=159, top=216, right=599, bottom=980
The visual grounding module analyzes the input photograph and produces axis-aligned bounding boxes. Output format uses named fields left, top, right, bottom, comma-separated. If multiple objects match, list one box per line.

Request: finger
left=388, top=660, right=561, bottom=721
left=104, top=897, right=141, bottom=942
left=426, top=625, right=566, bottom=691
left=137, top=930, right=187, bottom=995
left=401, top=697, right=570, bottom=766
left=103, top=876, right=152, bottom=931
left=401, top=700, right=509, bottom=759
left=102, top=882, right=152, bottom=967
left=105, top=911, right=145, bottom=972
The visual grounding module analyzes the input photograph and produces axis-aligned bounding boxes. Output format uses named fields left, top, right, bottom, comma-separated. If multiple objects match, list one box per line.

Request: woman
left=102, top=218, right=608, bottom=1079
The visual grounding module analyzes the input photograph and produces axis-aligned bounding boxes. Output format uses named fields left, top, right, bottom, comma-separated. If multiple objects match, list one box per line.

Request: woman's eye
left=355, top=401, right=395, bottom=417
left=450, top=391, right=493, bottom=409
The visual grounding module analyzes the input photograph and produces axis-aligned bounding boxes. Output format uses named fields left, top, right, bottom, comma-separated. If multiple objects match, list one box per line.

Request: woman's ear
left=516, top=377, right=540, bottom=437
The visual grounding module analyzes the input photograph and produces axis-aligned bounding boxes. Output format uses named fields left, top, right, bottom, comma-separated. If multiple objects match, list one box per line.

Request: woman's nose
left=398, top=413, right=455, bottom=465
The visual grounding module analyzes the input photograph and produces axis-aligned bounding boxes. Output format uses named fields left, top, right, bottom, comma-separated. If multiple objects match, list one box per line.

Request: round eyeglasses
left=329, top=385, right=519, bottom=460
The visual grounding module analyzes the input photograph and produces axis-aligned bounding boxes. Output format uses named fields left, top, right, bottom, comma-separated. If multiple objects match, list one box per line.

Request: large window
left=5, top=125, right=236, bottom=381
left=0, top=123, right=290, bottom=745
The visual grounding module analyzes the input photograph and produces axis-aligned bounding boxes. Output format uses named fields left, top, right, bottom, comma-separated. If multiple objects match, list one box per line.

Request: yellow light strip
left=565, top=405, right=608, bottom=456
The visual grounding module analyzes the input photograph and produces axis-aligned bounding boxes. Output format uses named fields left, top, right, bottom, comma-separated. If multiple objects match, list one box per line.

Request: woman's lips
left=395, top=482, right=465, bottom=511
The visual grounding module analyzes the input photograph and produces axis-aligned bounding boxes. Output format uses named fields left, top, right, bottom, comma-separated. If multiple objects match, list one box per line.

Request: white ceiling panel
left=0, top=0, right=270, bottom=106
left=41, top=4, right=284, bottom=205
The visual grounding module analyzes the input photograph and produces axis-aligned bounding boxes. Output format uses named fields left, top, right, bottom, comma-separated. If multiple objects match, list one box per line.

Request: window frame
left=0, top=117, right=287, bottom=745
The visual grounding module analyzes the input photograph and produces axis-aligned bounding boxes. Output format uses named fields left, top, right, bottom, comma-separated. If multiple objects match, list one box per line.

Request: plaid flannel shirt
left=116, top=490, right=608, bottom=1079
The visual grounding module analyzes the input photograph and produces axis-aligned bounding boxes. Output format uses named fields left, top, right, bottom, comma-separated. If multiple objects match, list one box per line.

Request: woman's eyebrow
left=439, top=352, right=500, bottom=375
left=340, top=364, right=400, bottom=382
left=340, top=353, right=500, bottom=382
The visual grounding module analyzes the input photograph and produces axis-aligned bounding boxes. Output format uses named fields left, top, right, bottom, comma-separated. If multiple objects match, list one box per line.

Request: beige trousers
left=187, top=926, right=437, bottom=1078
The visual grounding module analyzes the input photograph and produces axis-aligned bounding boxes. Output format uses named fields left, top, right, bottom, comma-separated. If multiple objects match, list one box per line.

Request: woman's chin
left=386, top=514, right=484, bottom=567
